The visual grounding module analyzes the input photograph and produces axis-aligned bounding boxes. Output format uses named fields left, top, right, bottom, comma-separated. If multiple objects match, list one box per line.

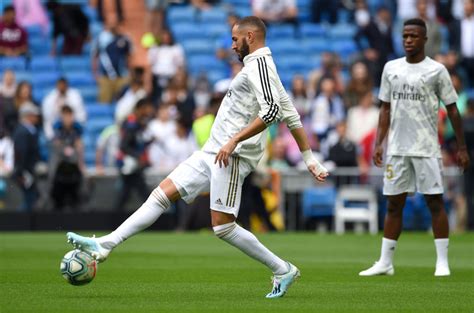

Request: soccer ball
left=60, top=250, right=97, bottom=286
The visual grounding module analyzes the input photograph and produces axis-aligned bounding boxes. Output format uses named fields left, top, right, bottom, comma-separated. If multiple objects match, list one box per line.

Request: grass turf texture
left=1, top=232, right=473, bottom=313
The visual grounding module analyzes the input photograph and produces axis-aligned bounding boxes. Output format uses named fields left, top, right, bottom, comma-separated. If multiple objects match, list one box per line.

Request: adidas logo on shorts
left=215, top=198, right=223, bottom=205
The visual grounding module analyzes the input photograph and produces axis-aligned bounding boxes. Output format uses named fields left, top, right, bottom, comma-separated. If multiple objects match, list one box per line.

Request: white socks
left=98, top=187, right=170, bottom=249
left=379, top=237, right=397, bottom=266
left=213, top=222, right=288, bottom=275
left=434, top=238, right=449, bottom=268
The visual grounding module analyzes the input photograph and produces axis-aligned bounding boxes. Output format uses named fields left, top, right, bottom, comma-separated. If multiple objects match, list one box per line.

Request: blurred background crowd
left=0, top=0, right=473, bottom=231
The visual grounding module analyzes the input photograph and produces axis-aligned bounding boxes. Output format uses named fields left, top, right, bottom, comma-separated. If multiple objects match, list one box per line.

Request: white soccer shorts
left=167, top=150, right=252, bottom=216
left=383, top=155, right=444, bottom=195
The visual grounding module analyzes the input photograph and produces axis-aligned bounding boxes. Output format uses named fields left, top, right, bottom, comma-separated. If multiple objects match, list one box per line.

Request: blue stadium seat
left=86, top=105, right=114, bottom=118
left=298, top=11, right=311, bottom=22
left=14, top=71, right=31, bottom=82
left=0, top=56, right=27, bottom=71
left=234, top=6, right=252, bottom=18
left=167, top=6, right=196, bottom=24
left=60, top=56, right=91, bottom=71
left=181, top=39, right=216, bottom=55
left=26, top=24, right=44, bottom=37
left=276, top=55, right=308, bottom=73
left=171, top=23, right=206, bottom=41
left=85, top=117, right=114, bottom=136
left=206, top=69, right=227, bottom=85
left=331, top=40, right=358, bottom=57
left=33, top=87, right=51, bottom=102
left=31, top=72, right=60, bottom=89
left=302, top=186, right=337, bottom=218
left=187, top=55, right=226, bottom=74
left=82, top=133, right=96, bottom=150
left=200, top=8, right=227, bottom=23
left=78, top=86, right=98, bottom=103
left=224, top=0, right=249, bottom=6
left=84, top=149, right=96, bottom=166
left=202, top=23, right=228, bottom=39
left=301, top=38, right=330, bottom=54
left=300, top=23, right=326, bottom=38
left=267, top=25, right=295, bottom=39
left=30, top=56, right=58, bottom=71
left=29, top=36, right=51, bottom=55
left=328, top=24, right=357, bottom=39
left=268, top=39, right=302, bottom=55
left=66, top=72, right=95, bottom=87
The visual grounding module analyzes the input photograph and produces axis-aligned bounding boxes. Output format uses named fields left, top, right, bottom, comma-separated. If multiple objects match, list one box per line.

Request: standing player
left=359, top=18, right=470, bottom=277
left=67, top=16, right=328, bottom=298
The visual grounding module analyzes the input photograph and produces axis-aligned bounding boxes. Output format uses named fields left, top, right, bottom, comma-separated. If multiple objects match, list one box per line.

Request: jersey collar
left=243, top=47, right=272, bottom=66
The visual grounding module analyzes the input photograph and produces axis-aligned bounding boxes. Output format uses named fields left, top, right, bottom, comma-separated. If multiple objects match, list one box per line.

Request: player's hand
left=215, top=139, right=237, bottom=168
left=373, top=145, right=384, bottom=167
left=457, top=147, right=470, bottom=171
left=308, top=163, right=329, bottom=182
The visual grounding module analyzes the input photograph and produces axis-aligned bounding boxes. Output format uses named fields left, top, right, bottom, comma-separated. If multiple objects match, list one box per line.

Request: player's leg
left=414, top=157, right=450, bottom=276
left=67, top=178, right=180, bottom=261
left=209, top=156, right=299, bottom=298
left=360, top=156, right=413, bottom=276
left=424, top=194, right=450, bottom=276
left=359, top=193, right=407, bottom=276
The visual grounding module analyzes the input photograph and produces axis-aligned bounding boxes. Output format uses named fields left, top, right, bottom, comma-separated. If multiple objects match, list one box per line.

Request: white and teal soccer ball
left=60, top=250, right=97, bottom=286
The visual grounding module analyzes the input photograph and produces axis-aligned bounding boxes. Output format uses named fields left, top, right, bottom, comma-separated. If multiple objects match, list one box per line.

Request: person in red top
left=0, top=5, right=28, bottom=57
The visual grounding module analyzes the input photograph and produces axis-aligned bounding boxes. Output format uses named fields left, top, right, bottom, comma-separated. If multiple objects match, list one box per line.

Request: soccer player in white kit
left=359, top=18, right=470, bottom=277
left=67, top=16, right=329, bottom=298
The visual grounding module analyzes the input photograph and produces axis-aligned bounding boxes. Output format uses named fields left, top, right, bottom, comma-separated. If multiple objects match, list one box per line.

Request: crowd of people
left=0, top=0, right=473, bottom=230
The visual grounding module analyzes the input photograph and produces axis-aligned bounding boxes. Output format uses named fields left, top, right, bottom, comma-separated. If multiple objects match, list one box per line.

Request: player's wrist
left=302, top=150, right=315, bottom=166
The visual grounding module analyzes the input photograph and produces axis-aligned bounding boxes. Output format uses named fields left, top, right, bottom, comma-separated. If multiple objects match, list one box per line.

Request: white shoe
left=434, top=265, right=450, bottom=276
left=266, top=263, right=300, bottom=298
left=67, top=232, right=111, bottom=263
left=359, top=261, right=394, bottom=276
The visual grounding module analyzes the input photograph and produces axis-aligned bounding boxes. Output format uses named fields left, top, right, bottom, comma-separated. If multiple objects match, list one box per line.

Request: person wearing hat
left=12, top=102, right=41, bottom=211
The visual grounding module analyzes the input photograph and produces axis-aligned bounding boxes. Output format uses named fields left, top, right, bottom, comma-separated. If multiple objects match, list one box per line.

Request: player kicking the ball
left=359, top=18, right=470, bottom=277
left=67, top=16, right=328, bottom=298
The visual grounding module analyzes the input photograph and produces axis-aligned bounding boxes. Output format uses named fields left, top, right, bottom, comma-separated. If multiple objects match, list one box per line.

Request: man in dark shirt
left=354, top=6, right=394, bottom=85
left=0, top=5, right=28, bottom=56
left=115, top=98, right=154, bottom=210
left=47, top=1, right=89, bottom=55
left=12, top=103, right=40, bottom=211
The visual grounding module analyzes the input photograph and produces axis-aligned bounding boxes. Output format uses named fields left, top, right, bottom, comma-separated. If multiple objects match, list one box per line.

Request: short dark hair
left=61, top=105, right=74, bottom=114
left=3, top=5, right=15, bottom=13
left=135, top=98, right=152, bottom=110
left=404, top=18, right=427, bottom=30
left=236, top=16, right=266, bottom=37
left=57, top=77, right=68, bottom=84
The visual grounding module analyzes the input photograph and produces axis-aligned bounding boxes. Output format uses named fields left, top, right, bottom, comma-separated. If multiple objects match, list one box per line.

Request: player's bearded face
left=237, top=38, right=250, bottom=62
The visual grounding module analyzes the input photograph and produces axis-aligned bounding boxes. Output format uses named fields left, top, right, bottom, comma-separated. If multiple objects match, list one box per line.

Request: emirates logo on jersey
left=392, top=84, right=426, bottom=101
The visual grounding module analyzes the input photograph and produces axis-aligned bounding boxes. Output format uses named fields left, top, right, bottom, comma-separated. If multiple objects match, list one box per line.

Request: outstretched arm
left=290, top=127, right=328, bottom=182
left=215, top=117, right=267, bottom=168
left=373, top=101, right=391, bottom=167
left=446, top=103, right=470, bottom=171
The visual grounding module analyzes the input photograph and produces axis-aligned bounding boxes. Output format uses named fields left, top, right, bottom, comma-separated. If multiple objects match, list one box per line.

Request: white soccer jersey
left=202, top=47, right=302, bottom=168
left=378, top=57, right=458, bottom=158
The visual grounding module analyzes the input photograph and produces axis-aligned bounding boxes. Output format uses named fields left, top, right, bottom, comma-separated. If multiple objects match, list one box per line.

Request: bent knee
left=213, top=222, right=237, bottom=239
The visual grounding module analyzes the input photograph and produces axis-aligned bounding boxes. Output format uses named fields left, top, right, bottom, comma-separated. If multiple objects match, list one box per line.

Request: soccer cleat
left=66, top=232, right=111, bottom=263
left=359, top=261, right=394, bottom=276
left=266, top=263, right=300, bottom=299
left=434, top=265, right=450, bottom=277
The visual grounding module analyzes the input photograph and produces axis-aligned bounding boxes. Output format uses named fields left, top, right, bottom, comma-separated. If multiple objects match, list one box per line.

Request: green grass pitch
left=1, top=232, right=473, bottom=313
